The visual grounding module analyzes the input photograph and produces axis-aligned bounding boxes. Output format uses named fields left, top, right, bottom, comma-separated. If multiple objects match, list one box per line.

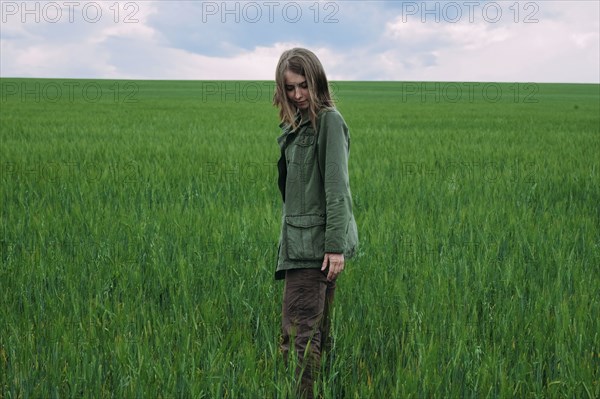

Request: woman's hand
left=321, top=253, right=345, bottom=281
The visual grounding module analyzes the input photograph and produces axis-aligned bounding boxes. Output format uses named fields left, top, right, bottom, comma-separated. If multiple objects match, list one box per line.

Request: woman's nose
left=294, top=87, right=302, bottom=99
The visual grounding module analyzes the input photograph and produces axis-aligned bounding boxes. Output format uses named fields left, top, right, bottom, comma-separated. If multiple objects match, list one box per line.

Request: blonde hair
left=273, top=48, right=335, bottom=130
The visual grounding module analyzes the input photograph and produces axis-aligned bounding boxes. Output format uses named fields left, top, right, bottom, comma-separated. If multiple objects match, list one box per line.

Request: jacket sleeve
left=317, top=110, right=352, bottom=254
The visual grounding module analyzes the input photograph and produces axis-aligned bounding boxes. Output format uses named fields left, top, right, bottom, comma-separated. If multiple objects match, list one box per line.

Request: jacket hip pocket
left=285, top=214, right=326, bottom=261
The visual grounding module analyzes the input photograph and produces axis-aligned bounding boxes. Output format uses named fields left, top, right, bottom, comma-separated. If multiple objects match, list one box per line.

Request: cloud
left=0, top=1, right=163, bottom=78
left=0, top=0, right=598, bottom=82
left=101, top=40, right=301, bottom=80
left=328, top=0, right=600, bottom=82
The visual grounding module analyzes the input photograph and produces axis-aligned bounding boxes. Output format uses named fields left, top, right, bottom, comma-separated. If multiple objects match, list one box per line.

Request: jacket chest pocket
left=293, top=132, right=317, bottom=166
left=296, top=132, right=315, bottom=147
left=285, top=132, right=317, bottom=181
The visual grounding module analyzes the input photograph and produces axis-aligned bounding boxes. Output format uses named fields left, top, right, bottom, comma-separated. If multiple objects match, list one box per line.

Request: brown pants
left=281, top=268, right=336, bottom=399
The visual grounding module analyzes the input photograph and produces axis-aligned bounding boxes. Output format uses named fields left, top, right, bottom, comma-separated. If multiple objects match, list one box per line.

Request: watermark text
left=400, top=1, right=540, bottom=24
left=199, top=1, right=339, bottom=23
left=1, top=81, right=139, bottom=103
left=1, top=1, right=140, bottom=23
left=400, top=82, right=539, bottom=104
left=1, top=161, right=141, bottom=183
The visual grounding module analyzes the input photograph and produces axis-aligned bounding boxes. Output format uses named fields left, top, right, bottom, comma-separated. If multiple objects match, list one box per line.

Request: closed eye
left=285, top=81, right=308, bottom=91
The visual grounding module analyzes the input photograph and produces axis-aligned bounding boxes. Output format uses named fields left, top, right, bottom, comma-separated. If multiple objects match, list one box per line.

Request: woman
left=273, top=47, right=358, bottom=398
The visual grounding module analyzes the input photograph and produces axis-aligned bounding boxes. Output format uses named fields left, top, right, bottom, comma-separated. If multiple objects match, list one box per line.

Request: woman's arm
left=317, top=109, right=352, bottom=280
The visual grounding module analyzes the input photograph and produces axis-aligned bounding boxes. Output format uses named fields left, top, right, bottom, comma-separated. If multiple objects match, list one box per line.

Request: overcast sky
left=1, top=0, right=599, bottom=82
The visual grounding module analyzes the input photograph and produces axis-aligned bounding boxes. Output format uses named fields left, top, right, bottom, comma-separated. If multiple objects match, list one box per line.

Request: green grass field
left=1, top=78, right=599, bottom=398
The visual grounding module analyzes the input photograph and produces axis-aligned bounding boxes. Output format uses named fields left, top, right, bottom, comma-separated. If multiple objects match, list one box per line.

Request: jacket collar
left=277, top=111, right=311, bottom=149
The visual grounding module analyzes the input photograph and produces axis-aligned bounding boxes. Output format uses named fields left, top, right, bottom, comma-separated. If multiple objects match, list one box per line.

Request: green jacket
left=275, top=107, right=358, bottom=279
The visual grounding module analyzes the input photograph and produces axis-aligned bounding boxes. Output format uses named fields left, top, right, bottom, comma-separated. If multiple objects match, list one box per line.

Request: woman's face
left=284, top=70, right=309, bottom=110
